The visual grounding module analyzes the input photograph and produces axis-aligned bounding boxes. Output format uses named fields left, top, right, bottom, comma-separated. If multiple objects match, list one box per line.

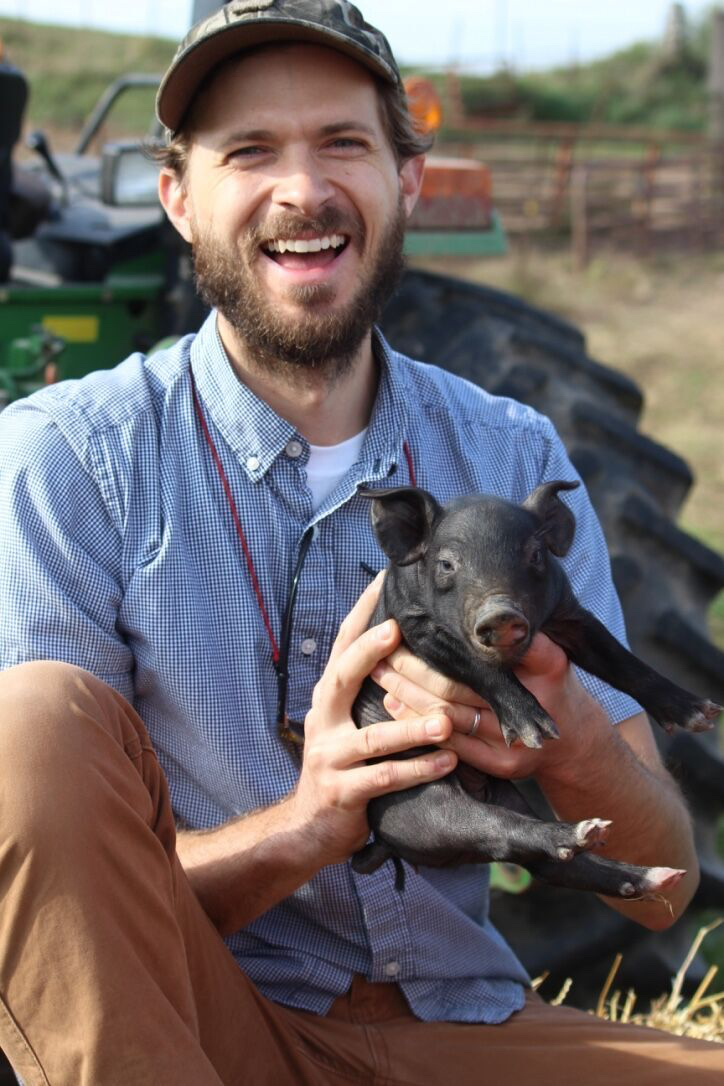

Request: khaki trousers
left=0, top=661, right=722, bottom=1085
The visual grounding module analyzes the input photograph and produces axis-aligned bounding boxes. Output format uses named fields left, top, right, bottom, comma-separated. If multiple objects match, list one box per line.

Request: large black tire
left=380, top=267, right=724, bottom=1007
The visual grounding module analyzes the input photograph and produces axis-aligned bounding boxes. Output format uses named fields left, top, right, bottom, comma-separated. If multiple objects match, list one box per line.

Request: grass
left=0, top=16, right=173, bottom=135
left=537, top=920, right=724, bottom=1043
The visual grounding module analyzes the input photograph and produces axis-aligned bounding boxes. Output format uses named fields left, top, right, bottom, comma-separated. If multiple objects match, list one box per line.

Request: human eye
left=226, top=145, right=271, bottom=163
left=326, top=135, right=369, bottom=153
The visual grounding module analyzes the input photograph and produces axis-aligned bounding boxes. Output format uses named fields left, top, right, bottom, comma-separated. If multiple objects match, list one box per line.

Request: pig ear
left=358, top=486, right=442, bottom=565
left=522, top=480, right=580, bottom=557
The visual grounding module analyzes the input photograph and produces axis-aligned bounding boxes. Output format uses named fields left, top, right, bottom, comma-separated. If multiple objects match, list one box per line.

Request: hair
left=152, top=60, right=434, bottom=178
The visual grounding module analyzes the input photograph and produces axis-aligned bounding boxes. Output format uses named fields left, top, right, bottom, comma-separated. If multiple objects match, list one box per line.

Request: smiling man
left=0, top=2, right=723, bottom=1084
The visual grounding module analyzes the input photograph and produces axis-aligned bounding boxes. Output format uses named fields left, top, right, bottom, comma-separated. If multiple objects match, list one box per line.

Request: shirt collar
left=189, top=311, right=411, bottom=485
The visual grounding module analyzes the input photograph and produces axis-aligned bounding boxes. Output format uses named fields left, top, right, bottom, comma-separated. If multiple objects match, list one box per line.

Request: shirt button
left=246, top=455, right=260, bottom=471
left=384, top=961, right=401, bottom=978
left=285, top=440, right=303, bottom=459
left=301, top=638, right=317, bottom=656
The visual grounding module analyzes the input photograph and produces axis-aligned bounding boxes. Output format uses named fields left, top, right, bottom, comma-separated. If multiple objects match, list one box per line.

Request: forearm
left=176, top=796, right=324, bottom=935
left=535, top=692, right=698, bottom=928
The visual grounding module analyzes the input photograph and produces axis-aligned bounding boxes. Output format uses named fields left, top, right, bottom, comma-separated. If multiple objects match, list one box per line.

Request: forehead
left=188, top=42, right=383, bottom=137
left=437, top=498, right=533, bottom=544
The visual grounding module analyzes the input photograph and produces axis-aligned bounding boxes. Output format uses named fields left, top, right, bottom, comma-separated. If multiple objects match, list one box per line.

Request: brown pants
left=0, top=661, right=722, bottom=1086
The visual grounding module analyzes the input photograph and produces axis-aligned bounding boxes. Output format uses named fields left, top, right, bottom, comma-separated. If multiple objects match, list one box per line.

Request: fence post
left=709, top=8, right=724, bottom=240
left=571, top=165, right=589, bottom=271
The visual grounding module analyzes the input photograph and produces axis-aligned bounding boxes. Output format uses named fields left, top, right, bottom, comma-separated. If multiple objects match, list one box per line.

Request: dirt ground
left=413, top=246, right=724, bottom=645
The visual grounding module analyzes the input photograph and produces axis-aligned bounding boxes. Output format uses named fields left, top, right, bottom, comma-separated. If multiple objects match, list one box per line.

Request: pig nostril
left=475, top=623, right=495, bottom=646
left=474, top=612, right=529, bottom=648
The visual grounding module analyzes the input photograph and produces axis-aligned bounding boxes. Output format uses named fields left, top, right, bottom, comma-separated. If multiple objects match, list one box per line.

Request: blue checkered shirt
left=0, top=312, right=641, bottom=1023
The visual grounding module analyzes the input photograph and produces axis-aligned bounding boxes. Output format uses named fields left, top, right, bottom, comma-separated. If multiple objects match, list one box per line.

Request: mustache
left=247, top=208, right=365, bottom=249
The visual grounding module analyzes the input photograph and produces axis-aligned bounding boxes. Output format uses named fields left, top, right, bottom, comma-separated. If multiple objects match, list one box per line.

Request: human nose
left=271, top=150, right=336, bottom=216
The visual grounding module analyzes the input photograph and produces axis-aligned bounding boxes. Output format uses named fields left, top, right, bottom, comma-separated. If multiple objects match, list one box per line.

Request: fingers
left=354, top=746, right=458, bottom=799
left=337, top=712, right=453, bottom=764
left=312, top=618, right=401, bottom=725
left=372, top=655, right=491, bottom=734
left=445, top=730, right=540, bottom=780
left=327, top=573, right=385, bottom=665
left=514, top=632, right=569, bottom=681
left=377, top=647, right=482, bottom=707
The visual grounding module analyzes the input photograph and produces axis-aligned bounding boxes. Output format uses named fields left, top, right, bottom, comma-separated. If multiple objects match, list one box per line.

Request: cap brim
left=157, top=20, right=398, bottom=133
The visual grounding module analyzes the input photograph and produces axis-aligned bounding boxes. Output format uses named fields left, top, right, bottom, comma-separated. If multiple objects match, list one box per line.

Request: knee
left=0, top=660, right=135, bottom=788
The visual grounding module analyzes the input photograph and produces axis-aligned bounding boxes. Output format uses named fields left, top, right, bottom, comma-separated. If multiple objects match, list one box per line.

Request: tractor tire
left=380, top=267, right=724, bottom=1008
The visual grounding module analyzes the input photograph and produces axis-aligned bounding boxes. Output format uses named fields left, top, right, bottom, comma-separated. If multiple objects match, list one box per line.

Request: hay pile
left=534, top=918, right=724, bottom=1044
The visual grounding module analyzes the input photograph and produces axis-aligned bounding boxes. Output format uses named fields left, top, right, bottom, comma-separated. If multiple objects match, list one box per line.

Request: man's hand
left=371, top=633, right=603, bottom=780
left=288, top=575, right=457, bottom=867
left=176, top=577, right=456, bottom=934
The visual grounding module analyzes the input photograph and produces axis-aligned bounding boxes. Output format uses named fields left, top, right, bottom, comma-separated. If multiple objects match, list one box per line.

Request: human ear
left=158, top=169, right=194, bottom=244
left=399, top=154, right=425, bottom=218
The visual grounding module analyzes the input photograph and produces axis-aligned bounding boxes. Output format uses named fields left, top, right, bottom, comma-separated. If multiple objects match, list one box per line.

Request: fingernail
left=371, top=664, right=386, bottom=682
left=426, top=717, right=445, bottom=739
left=378, top=620, right=394, bottom=641
left=435, top=753, right=454, bottom=771
left=386, top=696, right=402, bottom=713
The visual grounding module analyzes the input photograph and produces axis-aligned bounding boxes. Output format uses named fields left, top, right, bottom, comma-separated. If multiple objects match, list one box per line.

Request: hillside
left=0, top=17, right=175, bottom=135
left=0, top=12, right=715, bottom=138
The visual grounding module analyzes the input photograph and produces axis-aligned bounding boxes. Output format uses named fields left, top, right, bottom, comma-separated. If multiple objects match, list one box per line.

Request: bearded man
left=0, top=2, right=722, bottom=1083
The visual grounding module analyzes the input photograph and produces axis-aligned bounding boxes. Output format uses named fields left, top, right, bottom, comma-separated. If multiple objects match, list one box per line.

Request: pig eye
left=528, top=543, right=546, bottom=572
left=434, top=554, right=457, bottom=588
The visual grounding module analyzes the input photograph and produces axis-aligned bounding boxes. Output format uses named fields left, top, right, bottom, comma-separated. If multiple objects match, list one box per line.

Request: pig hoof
left=620, top=882, right=637, bottom=897
left=683, top=700, right=722, bottom=733
left=557, top=847, right=574, bottom=861
left=537, top=714, right=560, bottom=741
left=643, top=867, right=686, bottom=894
left=575, top=818, right=612, bottom=849
left=500, top=720, right=542, bottom=750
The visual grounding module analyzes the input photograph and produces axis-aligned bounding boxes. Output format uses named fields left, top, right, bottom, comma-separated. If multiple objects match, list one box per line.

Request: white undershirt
left=305, top=428, right=368, bottom=512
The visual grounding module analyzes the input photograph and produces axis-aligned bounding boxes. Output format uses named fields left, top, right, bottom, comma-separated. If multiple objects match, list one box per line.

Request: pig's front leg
left=402, top=622, right=561, bottom=750
left=545, top=606, right=722, bottom=734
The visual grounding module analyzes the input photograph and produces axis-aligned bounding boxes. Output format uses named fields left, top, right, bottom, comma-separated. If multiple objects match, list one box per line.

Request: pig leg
left=545, top=606, right=722, bottom=734
left=464, top=771, right=686, bottom=899
left=362, top=775, right=613, bottom=871
left=525, top=851, right=685, bottom=901
left=399, top=622, right=561, bottom=749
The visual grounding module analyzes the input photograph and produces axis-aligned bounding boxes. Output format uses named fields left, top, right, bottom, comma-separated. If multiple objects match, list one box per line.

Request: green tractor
left=1, top=8, right=723, bottom=1051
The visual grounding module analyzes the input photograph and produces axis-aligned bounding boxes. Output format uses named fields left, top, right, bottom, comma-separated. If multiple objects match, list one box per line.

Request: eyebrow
left=216, top=121, right=377, bottom=150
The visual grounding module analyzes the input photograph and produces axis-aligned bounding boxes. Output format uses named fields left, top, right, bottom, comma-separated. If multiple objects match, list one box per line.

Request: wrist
left=535, top=677, right=614, bottom=790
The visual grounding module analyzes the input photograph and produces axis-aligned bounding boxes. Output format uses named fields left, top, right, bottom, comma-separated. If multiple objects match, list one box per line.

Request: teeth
left=265, top=235, right=346, bottom=254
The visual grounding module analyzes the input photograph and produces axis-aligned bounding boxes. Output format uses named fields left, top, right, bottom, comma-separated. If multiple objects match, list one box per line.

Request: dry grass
left=535, top=919, right=724, bottom=1043
left=413, top=246, right=724, bottom=645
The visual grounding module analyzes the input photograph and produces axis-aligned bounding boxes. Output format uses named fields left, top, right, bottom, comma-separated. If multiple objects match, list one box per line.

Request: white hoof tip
left=576, top=818, right=612, bottom=846
left=557, top=847, right=574, bottom=861
left=646, top=867, right=686, bottom=892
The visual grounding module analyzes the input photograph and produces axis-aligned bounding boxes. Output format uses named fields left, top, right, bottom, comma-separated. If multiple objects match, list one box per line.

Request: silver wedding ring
left=468, top=710, right=481, bottom=737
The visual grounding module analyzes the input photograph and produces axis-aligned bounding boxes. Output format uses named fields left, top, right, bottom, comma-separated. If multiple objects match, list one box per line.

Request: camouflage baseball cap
left=156, top=0, right=402, bottom=133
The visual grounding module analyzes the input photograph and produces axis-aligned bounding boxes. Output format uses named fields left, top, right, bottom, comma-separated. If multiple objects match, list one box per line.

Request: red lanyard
left=190, top=368, right=416, bottom=716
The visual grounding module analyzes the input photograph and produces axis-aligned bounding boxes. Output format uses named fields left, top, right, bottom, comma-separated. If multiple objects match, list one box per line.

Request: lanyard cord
left=190, top=370, right=280, bottom=663
left=190, top=367, right=416, bottom=728
left=275, top=524, right=315, bottom=728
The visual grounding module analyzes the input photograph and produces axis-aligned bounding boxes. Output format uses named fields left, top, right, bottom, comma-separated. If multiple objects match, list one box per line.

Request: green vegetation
left=1, top=8, right=718, bottom=138
left=450, top=37, right=709, bottom=132
left=0, top=17, right=174, bottom=133
left=432, top=10, right=713, bottom=134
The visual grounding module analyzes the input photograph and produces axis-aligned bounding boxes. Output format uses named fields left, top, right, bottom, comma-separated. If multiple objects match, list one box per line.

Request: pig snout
left=472, top=597, right=530, bottom=653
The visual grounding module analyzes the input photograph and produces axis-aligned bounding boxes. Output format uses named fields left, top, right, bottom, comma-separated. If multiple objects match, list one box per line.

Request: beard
left=191, top=200, right=406, bottom=384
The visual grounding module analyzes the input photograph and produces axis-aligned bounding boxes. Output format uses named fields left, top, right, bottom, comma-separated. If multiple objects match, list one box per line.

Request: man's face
left=160, top=44, right=423, bottom=376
